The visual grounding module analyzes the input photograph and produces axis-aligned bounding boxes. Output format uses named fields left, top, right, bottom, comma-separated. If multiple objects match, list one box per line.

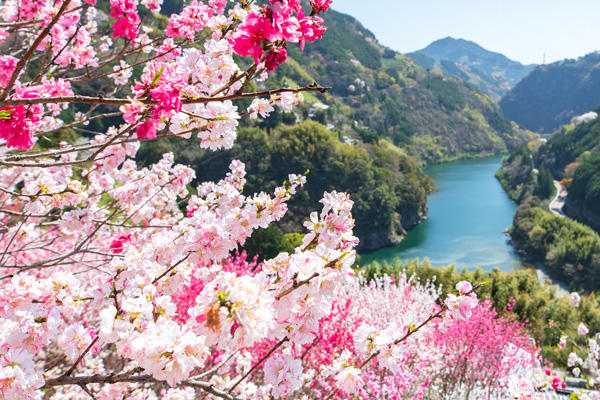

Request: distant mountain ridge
left=278, top=18, right=535, bottom=163
left=500, top=52, right=600, bottom=133
left=408, top=37, right=536, bottom=100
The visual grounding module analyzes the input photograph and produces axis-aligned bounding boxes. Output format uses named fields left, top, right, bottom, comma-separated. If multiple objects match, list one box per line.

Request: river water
left=360, top=155, right=524, bottom=272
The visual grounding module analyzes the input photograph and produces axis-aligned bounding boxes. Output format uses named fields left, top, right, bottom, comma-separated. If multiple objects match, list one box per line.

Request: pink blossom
left=264, top=46, right=288, bottom=72
left=120, top=101, right=144, bottom=124
left=445, top=293, right=478, bottom=321
left=508, top=375, right=535, bottom=400
left=111, top=13, right=140, bottom=40
left=310, top=0, right=333, bottom=14
left=110, top=233, right=133, bottom=254
left=334, top=366, right=364, bottom=394
left=455, top=280, right=472, bottom=294
left=578, top=323, right=589, bottom=336
left=551, top=377, right=565, bottom=391
left=263, top=353, right=303, bottom=397
left=166, top=1, right=210, bottom=40
left=136, top=119, right=159, bottom=139
left=298, top=12, right=327, bottom=50
left=110, top=0, right=140, bottom=40
left=0, top=55, right=18, bottom=87
left=571, top=292, right=581, bottom=308
left=229, top=11, right=273, bottom=64
left=0, top=100, right=42, bottom=150
left=559, top=335, right=567, bottom=348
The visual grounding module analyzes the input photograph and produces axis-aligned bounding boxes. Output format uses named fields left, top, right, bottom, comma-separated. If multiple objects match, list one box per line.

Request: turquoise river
left=360, top=155, right=524, bottom=272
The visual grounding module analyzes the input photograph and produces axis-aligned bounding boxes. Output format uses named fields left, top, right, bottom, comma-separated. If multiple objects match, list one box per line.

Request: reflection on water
left=360, top=155, right=524, bottom=272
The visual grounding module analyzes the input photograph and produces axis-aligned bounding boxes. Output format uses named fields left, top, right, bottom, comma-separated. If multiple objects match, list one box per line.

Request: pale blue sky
left=332, top=0, right=600, bottom=65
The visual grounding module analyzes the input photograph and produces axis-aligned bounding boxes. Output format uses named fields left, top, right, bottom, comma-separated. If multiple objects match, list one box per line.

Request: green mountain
left=271, top=13, right=535, bottom=164
left=500, top=52, right=600, bottom=133
left=408, top=37, right=536, bottom=100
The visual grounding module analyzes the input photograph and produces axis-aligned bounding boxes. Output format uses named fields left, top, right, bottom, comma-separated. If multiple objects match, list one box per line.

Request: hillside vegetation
left=500, top=52, right=600, bottom=133
left=496, top=118, right=600, bottom=291
left=139, top=121, right=432, bottom=251
left=536, top=111, right=600, bottom=230
left=495, top=143, right=554, bottom=203
left=266, top=9, right=535, bottom=163
left=510, top=199, right=600, bottom=292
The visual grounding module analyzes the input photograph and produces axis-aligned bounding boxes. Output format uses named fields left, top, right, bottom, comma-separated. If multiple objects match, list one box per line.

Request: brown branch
left=228, top=337, right=289, bottom=393
left=0, top=186, right=73, bottom=198
left=1, top=0, right=72, bottom=99
left=64, top=336, right=100, bottom=376
left=195, top=350, right=240, bottom=380
left=152, top=254, right=190, bottom=284
left=0, top=154, right=113, bottom=168
left=274, top=257, right=342, bottom=301
left=36, top=112, right=123, bottom=138
left=0, top=84, right=330, bottom=107
left=43, top=372, right=239, bottom=400
left=275, top=272, right=319, bottom=301
left=0, top=208, right=51, bottom=218
left=5, top=125, right=193, bottom=163
left=78, top=383, right=99, bottom=400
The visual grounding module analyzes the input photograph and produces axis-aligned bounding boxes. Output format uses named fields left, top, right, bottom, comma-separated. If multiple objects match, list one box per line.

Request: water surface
left=360, top=155, right=524, bottom=272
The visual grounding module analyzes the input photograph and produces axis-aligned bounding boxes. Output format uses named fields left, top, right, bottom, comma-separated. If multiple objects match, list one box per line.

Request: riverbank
left=360, top=155, right=523, bottom=271
left=510, top=199, right=600, bottom=292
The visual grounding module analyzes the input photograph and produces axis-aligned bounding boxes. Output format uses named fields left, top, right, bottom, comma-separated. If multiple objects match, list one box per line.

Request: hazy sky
left=332, top=0, right=600, bottom=65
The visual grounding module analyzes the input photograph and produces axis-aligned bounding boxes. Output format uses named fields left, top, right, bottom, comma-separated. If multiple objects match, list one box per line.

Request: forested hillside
left=500, top=52, right=600, bottom=133
left=140, top=122, right=432, bottom=251
left=536, top=112, right=600, bottom=230
left=266, top=8, right=535, bottom=163
left=408, top=37, right=535, bottom=100
left=495, top=114, right=600, bottom=291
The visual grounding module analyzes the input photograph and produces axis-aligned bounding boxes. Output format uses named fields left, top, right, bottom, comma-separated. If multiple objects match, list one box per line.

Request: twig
left=43, top=373, right=240, bottom=400
left=1, top=0, right=72, bottom=99
left=228, top=337, right=289, bottom=393
left=0, top=84, right=331, bottom=107
left=64, top=336, right=99, bottom=376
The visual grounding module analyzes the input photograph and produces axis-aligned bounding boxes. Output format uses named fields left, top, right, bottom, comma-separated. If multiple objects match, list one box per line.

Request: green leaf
left=152, top=66, right=165, bottom=87
left=0, top=108, right=15, bottom=120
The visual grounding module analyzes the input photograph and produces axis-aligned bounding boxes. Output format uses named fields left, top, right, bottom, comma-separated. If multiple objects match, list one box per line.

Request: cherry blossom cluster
left=508, top=291, right=600, bottom=400
left=0, top=129, right=488, bottom=399
left=537, top=292, right=600, bottom=400
left=0, top=0, right=528, bottom=398
left=170, top=261, right=535, bottom=400
left=0, top=0, right=330, bottom=152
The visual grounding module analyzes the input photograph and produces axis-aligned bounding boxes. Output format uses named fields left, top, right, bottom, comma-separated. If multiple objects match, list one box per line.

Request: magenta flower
left=0, top=55, right=18, bottom=87
left=310, top=0, right=333, bottom=14
left=264, top=47, right=288, bottom=72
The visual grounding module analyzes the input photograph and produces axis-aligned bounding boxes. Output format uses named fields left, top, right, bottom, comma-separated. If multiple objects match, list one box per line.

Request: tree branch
left=43, top=372, right=241, bottom=400
left=228, top=337, right=288, bottom=393
left=0, top=84, right=330, bottom=107
left=0, top=0, right=72, bottom=99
